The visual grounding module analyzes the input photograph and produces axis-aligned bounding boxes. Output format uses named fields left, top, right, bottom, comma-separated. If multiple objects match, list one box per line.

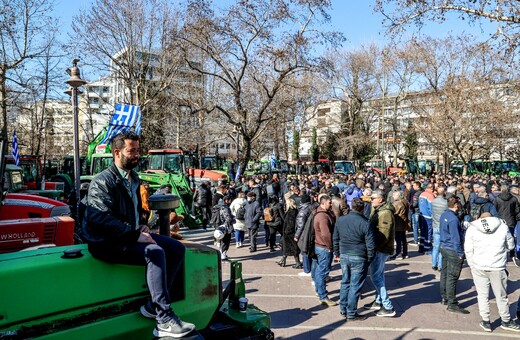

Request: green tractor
left=138, top=148, right=199, bottom=229
left=0, top=243, right=272, bottom=339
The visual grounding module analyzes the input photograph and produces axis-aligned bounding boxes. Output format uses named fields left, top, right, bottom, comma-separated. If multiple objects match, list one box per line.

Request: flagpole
left=66, top=59, right=86, bottom=222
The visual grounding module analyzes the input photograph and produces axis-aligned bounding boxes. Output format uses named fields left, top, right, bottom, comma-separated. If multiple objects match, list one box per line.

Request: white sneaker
left=298, top=272, right=311, bottom=277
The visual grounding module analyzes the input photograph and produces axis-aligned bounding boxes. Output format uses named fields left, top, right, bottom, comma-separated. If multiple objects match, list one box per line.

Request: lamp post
left=381, top=49, right=388, bottom=179
left=65, top=58, right=86, bottom=218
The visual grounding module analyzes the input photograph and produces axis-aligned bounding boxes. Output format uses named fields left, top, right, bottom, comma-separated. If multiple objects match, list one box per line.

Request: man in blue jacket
left=439, top=197, right=469, bottom=314
left=333, top=198, right=375, bottom=321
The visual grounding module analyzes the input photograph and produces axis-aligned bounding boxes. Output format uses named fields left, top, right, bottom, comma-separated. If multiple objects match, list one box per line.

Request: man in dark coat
left=494, top=184, right=520, bottom=258
left=192, top=181, right=212, bottom=230
left=244, top=191, right=263, bottom=253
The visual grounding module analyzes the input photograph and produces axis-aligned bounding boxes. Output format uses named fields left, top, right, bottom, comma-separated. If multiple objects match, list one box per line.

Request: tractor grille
left=43, top=224, right=56, bottom=244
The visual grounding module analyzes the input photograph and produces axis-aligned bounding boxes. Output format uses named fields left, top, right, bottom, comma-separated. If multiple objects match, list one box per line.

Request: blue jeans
left=302, top=254, right=312, bottom=273
left=369, top=251, right=393, bottom=310
left=339, top=255, right=369, bottom=317
left=235, top=230, right=245, bottom=244
left=432, top=228, right=442, bottom=269
left=312, top=245, right=333, bottom=300
left=412, top=213, right=419, bottom=243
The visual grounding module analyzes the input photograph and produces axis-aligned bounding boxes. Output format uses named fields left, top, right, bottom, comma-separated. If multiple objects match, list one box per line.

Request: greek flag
left=100, top=104, right=141, bottom=144
left=135, top=109, right=142, bottom=136
left=270, top=150, right=276, bottom=169
left=12, top=130, right=20, bottom=166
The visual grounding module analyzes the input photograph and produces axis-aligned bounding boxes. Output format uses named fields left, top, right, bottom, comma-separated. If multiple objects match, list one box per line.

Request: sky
left=54, top=0, right=497, bottom=51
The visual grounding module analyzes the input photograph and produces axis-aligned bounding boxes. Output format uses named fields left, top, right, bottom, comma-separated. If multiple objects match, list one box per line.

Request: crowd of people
left=195, top=168, right=520, bottom=332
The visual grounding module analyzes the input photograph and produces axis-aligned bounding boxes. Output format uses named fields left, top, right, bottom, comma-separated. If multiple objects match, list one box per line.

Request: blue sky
left=54, top=0, right=496, bottom=51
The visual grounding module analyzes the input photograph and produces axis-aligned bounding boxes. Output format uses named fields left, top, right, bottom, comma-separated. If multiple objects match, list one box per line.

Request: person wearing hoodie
left=345, top=182, right=361, bottom=209
left=464, top=212, right=519, bottom=333
left=364, top=189, right=396, bottom=317
left=494, top=185, right=520, bottom=257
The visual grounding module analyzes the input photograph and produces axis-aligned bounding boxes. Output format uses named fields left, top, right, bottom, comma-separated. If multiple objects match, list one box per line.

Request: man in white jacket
left=464, top=212, right=520, bottom=333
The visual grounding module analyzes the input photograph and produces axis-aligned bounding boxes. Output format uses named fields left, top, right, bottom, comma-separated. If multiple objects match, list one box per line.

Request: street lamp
left=381, top=49, right=388, bottom=179
left=65, top=58, right=86, bottom=219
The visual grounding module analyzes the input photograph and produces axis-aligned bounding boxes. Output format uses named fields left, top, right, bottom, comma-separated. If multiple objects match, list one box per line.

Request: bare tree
left=71, top=0, right=189, bottom=149
left=176, top=0, right=342, bottom=170
left=410, top=36, right=513, bottom=174
left=0, top=0, right=58, bottom=141
left=375, top=0, right=520, bottom=54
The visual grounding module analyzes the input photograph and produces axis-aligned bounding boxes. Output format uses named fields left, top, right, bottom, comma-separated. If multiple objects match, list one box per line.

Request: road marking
left=272, top=325, right=520, bottom=338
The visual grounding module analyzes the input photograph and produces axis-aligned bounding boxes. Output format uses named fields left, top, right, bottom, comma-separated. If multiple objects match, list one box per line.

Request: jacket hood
left=346, top=183, right=356, bottom=195
left=375, top=201, right=394, bottom=213
left=498, top=192, right=513, bottom=201
left=469, top=216, right=504, bottom=234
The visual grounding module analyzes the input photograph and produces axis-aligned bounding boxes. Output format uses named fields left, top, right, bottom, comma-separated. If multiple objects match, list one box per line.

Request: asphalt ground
left=179, top=227, right=520, bottom=340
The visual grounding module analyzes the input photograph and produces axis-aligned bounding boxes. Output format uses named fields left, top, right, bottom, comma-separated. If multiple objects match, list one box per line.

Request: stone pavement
left=180, top=227, right=520, bottom=340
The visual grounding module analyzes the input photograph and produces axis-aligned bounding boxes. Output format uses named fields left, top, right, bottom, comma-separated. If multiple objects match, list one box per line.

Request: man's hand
left=137, top=232, right=156, bottom=244
left=140, top=225, right=150, bottom=233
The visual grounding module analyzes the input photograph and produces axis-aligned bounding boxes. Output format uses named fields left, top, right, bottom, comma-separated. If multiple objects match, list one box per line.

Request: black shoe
left=265, top=242, right=269, bottom=247
left=249, top=248, right=257, bottom=253
left=276, top=258, right=286, bottom=267
left=292, top=263, right=303, bottom=269
left=447, top=305, right=469, bottom=314
left=480, top=320, right=491, bottom=332
left=269, top=248, right=276, bottom=252
left=432, top=266, right=438, bottom=271
left=348, top=313, right=368, bottom=321
left=389, top=255, right=397, bottom=260
left=441, top=298, right=448, bottom=305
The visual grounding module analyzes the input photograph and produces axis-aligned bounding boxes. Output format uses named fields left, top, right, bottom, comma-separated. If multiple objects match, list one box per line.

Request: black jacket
left=82, top=164, right=143, bottom=245
left=244, top=199, right=262, bottom=229
left=333, top=211, right=375, bottom=262
left=494, top=192, right=520, bottom=227
left=193, top=186, right=211, bottom=208
left=294, top=202, right=312, bottom=240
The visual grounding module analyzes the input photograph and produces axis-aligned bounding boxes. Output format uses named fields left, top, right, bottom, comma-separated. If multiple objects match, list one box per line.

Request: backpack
left=211, top=205, right=223, bottom=227
left=469, top=202, right=483, bottom=222
left=235, top=203, right=246, bottom=220
left=297, top=209, right=317, bottom=259
left=263, top=207, right=274, bottom=222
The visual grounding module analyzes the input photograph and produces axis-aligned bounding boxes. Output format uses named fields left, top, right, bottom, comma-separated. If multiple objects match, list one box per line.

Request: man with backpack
left=244, top=191, right=263, bottom=253
left=470, top=186, right=498, bottom=221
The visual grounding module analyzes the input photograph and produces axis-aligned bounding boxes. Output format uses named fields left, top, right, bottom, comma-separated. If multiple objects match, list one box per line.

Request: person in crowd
left=364, top=189, right=396, bottom=317
left=265, top=194, right=285, bottom=252
left=294, top=194, right=314, bottom=276
left=214, top=195, right=235, bottom=260
left=230, top=192, right=247, bottom=248
left=192, top=181, right=212, bottom=230
left=331, top=186, right=349, bottom=219
left=390, top=190, right=409, bottom=260
left=464, top=212, right=519, bottom=332
left=312, top=195, right=337, bottom=307
left=276, top=198, right=302, bottom=268
left=439, top=197, right=468, bottom=314
left=244, top=191, right=263, bottom=253
left=333, top=198, right=375, bottom=321
left=82, top=132, right=194, bottom=338
left=431, top=186, right=448, bottom=271
left=418, top=182, right=435, bottom=254
left=410, top=181, right=423, bottom=245
left=211, top=184, right=228, bottom=207
left=471, top=186, right=498, bottom=220
left=494, top=184, right=519, bottom=259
